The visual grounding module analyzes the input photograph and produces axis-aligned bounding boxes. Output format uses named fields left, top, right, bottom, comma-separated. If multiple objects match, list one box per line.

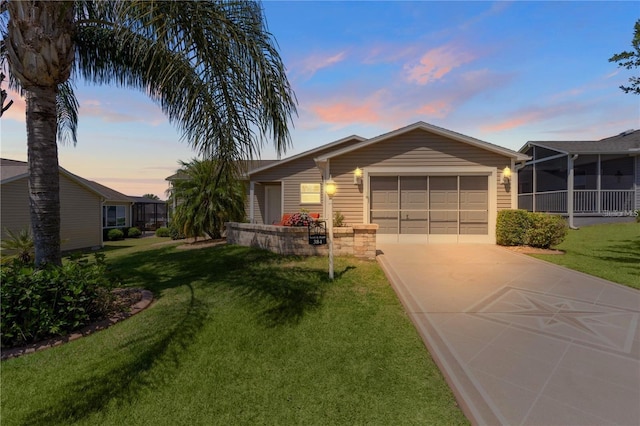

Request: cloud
left=293, top=51, right=347, bottom=79
left=80, top=98, right=165, bottom=125
left=310, top=97, right=382, bottom=125
left=481, top=102, right=587, bottom=133
left=404, top=44, right=476, bottom=85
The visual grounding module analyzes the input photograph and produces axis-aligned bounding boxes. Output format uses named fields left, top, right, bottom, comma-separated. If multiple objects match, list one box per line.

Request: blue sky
left=1, top=1, right=638, bottom=199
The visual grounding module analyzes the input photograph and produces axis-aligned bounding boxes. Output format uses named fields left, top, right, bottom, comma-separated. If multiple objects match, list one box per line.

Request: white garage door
left=370, top=175, right=489, bottom=243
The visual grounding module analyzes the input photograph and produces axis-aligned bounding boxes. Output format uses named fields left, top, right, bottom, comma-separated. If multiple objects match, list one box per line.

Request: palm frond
left=74, top=0, right=296, bottom=168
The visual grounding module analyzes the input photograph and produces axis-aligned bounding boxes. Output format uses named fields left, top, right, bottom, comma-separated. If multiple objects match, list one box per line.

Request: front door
left=265, top=184, right=282, bottom=225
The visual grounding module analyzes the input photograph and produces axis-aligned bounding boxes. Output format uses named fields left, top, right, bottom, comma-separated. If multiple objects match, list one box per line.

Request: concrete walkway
left=377, top=244, right=640, bottom=426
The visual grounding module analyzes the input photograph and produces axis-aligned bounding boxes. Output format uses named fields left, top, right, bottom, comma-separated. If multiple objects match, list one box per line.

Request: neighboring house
left=1, top=158, right=134, bottom=252
left=517, top=129, right=639, bottom=227
left=246, top=121, right=529, bottom=244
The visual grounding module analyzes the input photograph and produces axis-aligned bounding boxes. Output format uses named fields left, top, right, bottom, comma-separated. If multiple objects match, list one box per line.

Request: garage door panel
left=371, top=211, right=398, bottom=234
left=400, top=211, right=427, bottom=234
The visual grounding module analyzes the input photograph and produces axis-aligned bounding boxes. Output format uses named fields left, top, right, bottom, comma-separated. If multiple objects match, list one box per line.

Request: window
left=103, top=205, right=126, bottom=227
left=300, top=183, right=321, bottom=204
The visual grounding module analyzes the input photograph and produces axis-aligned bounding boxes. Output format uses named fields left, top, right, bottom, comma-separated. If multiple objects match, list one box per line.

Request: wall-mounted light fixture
left=502, top=166, right=511, bottom=184
left=353, top=167, right=363, bottom=185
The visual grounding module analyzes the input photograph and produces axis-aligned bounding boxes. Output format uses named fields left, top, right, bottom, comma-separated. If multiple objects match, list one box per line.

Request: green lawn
left=533, top=222, right=640, bottom=289
left=1, top=237, right=468, bottom=425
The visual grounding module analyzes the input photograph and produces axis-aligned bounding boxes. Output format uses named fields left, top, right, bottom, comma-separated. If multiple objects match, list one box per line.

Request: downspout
left=249, top=181, right=255, bottom=223
left=100, top=199, right=106, bottom=248
left=568, top=154, right=579, bottom=230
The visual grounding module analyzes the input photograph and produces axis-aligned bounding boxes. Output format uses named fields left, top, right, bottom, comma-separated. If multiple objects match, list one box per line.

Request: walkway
left=377, top=244, right=640, bottom=426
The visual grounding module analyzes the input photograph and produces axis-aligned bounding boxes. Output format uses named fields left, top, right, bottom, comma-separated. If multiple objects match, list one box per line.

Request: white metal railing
left=574, top=190, right=597, bottom=213
left=601, top=190, right=635, bottom=212
left=534, top=191, right=567, bottom=213
left=519, top=190, right=635, bottom=214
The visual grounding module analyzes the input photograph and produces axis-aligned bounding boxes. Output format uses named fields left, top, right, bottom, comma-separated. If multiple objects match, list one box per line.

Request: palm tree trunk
left=6, top=1, right=75, bottom=267
left=26, top=87, right=61, bottom=266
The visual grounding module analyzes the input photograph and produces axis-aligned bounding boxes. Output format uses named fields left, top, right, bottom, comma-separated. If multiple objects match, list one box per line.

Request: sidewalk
left=377, top=244, right=640, bottom=425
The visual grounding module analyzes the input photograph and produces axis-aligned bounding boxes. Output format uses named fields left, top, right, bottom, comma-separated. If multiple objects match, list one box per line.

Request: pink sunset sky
left=1, top=1, right=638, bottom=199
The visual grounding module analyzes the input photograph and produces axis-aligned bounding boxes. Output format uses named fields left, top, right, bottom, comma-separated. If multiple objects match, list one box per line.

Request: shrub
left=636, top=210, right=640, bottom=223
left=107, top=229, right=125, bottom=241
left=525, top=214, right=568, bottom=248
left=169, top=223, right=186, bottom=240
left=0, top=253, right=118, bottom=348
left=155, top=227, right=171, bottom=237
left=334, top=211, right=345, bottom=227
left=496, top=210, right=534, bottom=246
left=1, top=227, right=34, bottom=265
left=497, top=210, right=568, bottom=248
left=127, top=227, right=142, bottom=238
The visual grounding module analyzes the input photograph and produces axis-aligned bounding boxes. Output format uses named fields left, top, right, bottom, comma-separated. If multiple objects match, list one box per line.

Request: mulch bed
left=502, top=245, right=564, bottom=255
left=1, top=288, right=153, bottom=361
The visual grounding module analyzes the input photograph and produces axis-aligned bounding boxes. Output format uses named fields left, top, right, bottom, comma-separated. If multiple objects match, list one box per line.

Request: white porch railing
left=518, top=190, right=635, bottom=213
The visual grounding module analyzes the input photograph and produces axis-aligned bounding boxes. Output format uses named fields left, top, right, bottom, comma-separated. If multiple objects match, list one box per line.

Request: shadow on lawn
left=594, top=239, right=640, bottom=266
left=23, top=245, right=343, bottom=424
left=25, top=284, right=208, bottom=426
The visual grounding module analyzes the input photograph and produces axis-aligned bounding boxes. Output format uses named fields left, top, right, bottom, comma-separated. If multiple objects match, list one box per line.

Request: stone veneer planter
left=225, top=222, right=378, bottom=259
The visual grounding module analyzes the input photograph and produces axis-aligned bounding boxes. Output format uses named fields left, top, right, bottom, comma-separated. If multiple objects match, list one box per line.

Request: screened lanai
left=517, top=130, right=639, bottom=226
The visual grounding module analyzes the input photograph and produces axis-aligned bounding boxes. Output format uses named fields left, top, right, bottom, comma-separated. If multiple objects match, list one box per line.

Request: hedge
left=497, top=210, right=568, bottom=249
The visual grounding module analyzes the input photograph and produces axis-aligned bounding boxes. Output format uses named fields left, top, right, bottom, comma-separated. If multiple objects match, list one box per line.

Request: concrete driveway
left=377, top=244, right=640, bottom=426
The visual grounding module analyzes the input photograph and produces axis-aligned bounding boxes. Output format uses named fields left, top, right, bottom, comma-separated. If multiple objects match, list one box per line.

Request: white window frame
left=300, top=183, right=322, bottom=205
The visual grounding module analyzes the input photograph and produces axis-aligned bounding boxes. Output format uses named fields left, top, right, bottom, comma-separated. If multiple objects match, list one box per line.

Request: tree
left=609, top=19, right=640, bottom=95
left=0, top=1, right=296, bottom=267
left=142, top=194, right=160, bottom=200
left=169, top=159, right=245, bottom=240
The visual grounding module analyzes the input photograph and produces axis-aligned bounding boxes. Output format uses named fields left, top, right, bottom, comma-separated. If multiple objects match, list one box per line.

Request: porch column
left=567, top=155, right=577, bottom=228
left=249, top=181, right=255, bottom=223
left=596, top=155, right=602, bottom=213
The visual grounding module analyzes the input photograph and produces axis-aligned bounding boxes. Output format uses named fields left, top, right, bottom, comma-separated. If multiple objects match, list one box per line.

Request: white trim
left=510, top=158, right=518, bottom=208
left=316, top=122, right=529, bottom=162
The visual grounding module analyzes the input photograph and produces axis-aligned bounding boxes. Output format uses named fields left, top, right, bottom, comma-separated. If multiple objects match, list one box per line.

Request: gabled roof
left=165, top=159, right=281, bottom=181
left=248, top=135, right=367, bottom=176
left=314, top=121, right=530, bottom=162
left=1, top=158, right=29, bottom=183
left=129, top=196, right=167, bottom=204
left=0, top=158, right=133, bottom=203
left=521, top=129, right=640, bottom=155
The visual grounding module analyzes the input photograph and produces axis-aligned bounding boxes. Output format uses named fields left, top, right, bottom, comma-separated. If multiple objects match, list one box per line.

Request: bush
left=169, top=223, right=186, bottom=240
left=497, top=210, right=567, bottom=248
left=334, top=211, right=345, bottom=227
left=155, top=227, right=171, bottom=237
left=0, top=253, right=118, bottom=348
left=127, top=227, right=142, bottom=238
left=525, top=214, right=568, bottom=248
left=107, top=228, right=125, bottom=241
left=1, top=227, right=34, bottom=265
left=496, top=210, right=534, bottom=246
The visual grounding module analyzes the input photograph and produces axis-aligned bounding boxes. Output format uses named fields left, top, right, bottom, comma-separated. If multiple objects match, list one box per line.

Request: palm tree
left=169, top=158, right=245, bottom=240
left=1, top=1, right=296, bottom=266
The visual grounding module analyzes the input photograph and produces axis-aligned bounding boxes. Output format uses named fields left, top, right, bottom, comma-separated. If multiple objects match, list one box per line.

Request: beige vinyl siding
left=59, top=174, right=103, bottom=251
left=330, top=129, right=515, bottom=225
left=1, top=178, right=30, bottom=242
left=250, top=138, right=363, bottom=222
left=1, top=175, right=103, bottom=252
